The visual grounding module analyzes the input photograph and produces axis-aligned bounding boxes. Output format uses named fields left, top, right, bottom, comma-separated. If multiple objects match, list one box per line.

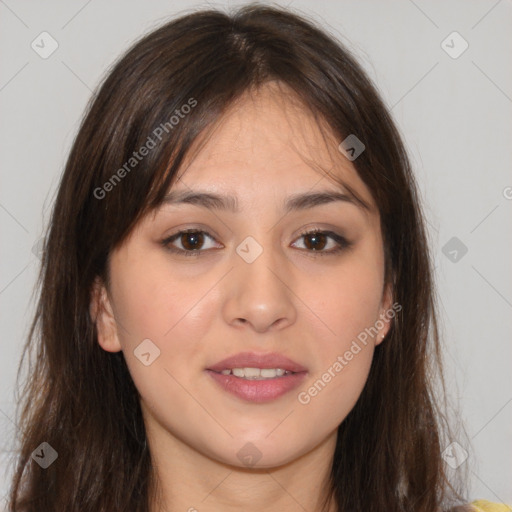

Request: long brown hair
left=8, top=4, right=468, bottom=511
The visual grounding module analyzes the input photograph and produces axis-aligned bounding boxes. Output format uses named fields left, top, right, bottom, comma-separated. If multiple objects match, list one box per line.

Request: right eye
left=161, top=229, right=222, bottom=257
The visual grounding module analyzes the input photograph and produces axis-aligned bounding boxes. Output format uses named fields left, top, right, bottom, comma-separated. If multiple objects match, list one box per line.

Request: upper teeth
left=220, top=368, right=289, bottom=379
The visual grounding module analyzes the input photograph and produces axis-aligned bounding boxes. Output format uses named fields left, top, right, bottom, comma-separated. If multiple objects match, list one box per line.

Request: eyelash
left=161, top=228, right=352, bottom=258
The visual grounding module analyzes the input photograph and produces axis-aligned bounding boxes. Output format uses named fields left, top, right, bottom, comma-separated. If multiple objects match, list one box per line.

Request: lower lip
left=205, top=370, right=307, bottom=403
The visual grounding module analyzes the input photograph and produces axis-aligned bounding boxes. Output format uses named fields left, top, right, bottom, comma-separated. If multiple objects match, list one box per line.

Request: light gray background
left=1, top=0, right=511, bottom=507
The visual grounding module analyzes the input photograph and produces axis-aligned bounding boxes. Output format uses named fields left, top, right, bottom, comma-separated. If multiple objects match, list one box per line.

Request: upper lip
left=207, top=352, right=308, bottom=373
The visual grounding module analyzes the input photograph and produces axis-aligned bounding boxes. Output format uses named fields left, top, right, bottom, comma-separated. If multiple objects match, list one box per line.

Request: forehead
left=170, top=82, right=376, bottom=212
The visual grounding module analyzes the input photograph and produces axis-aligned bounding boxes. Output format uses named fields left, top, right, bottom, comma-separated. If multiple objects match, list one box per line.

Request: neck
left=146, top=423, right=338, bottom=512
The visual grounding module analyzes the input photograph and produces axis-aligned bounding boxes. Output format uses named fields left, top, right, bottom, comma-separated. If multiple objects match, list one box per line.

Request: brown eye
left=303, top=232, right=328, bottom=251
left=162, top=229, right=220, bottom=257
left=292, top=229, right=352, bottom=256
left=179, top=231, right=205, bottom=250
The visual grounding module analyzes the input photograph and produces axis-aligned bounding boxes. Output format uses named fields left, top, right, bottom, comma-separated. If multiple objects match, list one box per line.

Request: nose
left=222, top=241, right=297, bottom=333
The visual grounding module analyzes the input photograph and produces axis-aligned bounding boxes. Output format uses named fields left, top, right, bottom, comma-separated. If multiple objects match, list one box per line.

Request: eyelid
left=291, top=228, right=352, bottom=255
left=161, top=228, right=222, bottom=256
left=161, top=227, right=352, bottom=257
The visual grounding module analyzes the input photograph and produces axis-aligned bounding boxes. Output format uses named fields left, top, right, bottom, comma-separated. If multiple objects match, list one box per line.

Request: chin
left=212, top=436, right=312, bottom=470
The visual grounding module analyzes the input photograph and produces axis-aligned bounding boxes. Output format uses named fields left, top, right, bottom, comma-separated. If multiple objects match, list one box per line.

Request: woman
left=7, top=4, right=508, bottom=511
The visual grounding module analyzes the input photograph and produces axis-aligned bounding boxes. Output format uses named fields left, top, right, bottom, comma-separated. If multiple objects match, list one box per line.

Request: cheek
left=293, top=245, right=384, bottom=414
left=110, top=248, right=216, bottom=346
left=303, top=246, right=384, bottom=349
left=108, top=249, right=222, bottom=397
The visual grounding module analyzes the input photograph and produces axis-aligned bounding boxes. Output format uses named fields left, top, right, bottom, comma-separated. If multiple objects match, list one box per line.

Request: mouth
left=205, top=352, right=308, bottom=403
left=212, top=367, right=295, bottom=379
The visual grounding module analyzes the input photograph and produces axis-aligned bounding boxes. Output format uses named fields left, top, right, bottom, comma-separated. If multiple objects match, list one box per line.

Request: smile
left=205, top=368, right=307, bottom=403
left=217, top=367, right=292, bottom=379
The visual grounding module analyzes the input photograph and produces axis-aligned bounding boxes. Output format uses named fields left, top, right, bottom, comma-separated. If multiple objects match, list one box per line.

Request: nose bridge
left=222, top=232, right=296, bottom=331
left=237, top=234, right=282, bottom=288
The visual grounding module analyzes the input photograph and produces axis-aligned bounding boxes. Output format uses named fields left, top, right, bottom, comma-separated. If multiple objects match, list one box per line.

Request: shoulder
left=469, top=500, right=512, bottom=512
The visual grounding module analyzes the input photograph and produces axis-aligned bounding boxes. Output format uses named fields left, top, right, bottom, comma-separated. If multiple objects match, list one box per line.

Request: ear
left=90, top=277, right=122, bottom=353
left=375, top=282, right=395, bottom=346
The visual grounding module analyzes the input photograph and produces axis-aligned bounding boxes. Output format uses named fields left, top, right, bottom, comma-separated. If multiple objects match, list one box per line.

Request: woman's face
left=93, top=83, right=392, bottom=469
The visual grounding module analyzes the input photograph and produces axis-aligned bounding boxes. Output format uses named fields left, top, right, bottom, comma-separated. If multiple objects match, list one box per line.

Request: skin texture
left=92, top=83, right=392, bottom=512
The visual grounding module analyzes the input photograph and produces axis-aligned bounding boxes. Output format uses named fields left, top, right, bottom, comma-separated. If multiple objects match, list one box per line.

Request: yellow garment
left=471, top=500, right=512, bottom=512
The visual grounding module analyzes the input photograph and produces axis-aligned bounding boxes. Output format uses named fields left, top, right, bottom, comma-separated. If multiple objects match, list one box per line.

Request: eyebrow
left=161, top=189, right=370, bottom=214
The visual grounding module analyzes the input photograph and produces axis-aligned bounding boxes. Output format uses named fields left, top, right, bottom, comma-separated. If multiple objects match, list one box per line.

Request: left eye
left=291, top=229, right=351, bottom=255
left=161, top=229, right=351, bottom=257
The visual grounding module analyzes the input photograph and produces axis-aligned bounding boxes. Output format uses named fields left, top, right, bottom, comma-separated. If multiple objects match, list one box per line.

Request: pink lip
left=205, top=352, right=308, bottom=403
left=207, top=351, right=308, bottom=373
left=206, top=370, right=307, bottom=403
